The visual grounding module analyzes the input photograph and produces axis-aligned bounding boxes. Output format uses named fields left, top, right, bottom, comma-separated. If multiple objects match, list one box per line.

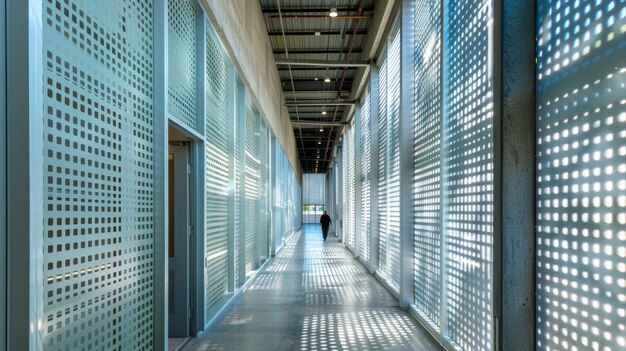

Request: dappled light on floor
left=182, top=225, right=438, bottom=351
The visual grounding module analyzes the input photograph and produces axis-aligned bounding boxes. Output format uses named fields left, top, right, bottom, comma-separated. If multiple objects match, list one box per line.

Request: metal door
left=168, top=143, right=191, bottom=337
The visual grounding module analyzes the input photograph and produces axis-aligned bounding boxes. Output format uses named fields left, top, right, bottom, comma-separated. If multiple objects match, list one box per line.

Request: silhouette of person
left=319, top=211, right=332, bottom=242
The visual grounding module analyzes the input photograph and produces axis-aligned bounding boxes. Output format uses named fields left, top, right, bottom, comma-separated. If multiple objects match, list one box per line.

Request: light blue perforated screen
left=536, top=0, right=626, bottom=349
left=413, top=0, right=443, bottom=329
left=443, top=0, right=495, bottom=349
left=168, top=0, right=197, bottom=130
left=204, top=21, right=230, bottom=317
left=42, top=1, right=155, bottom=349
left=359, top=91, right=372, bottom=263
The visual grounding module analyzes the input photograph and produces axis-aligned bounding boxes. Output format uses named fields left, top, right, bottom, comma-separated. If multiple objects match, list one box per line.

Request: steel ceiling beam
left=286, top=102, right=356, bottom=106
left=262, top=7, right=375, bottom=14
left=281, top=78, right=354, bottom=83
left=277, top=67, right=358, bottom=72
left=275, top=59, right=370, bottom=67
left=274, top=49, right=363, bottom=55
left=284, top=90, right=351, bottom=94
left=285, top=97, right=351, bottom=101
left=268, top=30, right=367, bottom=36
left=291, top=121, right=345, bottom=127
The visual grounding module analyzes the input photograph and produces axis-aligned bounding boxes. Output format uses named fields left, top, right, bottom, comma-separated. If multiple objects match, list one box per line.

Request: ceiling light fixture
left=324, top=77, right=331, bottom=83
left=319, top=128, right=324, bottom=132
left=329, top=7, right=338, bottom=17
left=322, top=111, right=327, bottom=115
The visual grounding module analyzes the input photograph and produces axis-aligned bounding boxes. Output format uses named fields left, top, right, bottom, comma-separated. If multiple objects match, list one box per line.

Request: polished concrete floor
left=182, top=225, right=441, bottom=351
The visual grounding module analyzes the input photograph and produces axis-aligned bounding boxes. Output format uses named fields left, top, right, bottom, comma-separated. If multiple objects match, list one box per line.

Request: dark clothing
left=320, top=214, right=332, bottom=240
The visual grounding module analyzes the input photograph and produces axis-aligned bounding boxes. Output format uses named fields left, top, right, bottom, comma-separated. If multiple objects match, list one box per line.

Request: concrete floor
left=182, top=225, right=441, bottom=351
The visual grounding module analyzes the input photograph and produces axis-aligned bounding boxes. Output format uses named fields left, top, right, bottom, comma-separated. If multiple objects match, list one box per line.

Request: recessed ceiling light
left=324, top=77, right=331, bottom=83
left=320, top=128, right=324, bottom=132
left=321, top=111, right=327, bottom=115
left=329, top=7, right=338, bottom=17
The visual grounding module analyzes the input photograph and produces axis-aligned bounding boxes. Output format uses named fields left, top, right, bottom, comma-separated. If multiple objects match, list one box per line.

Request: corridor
left=182, top=225, right=440, bottom=351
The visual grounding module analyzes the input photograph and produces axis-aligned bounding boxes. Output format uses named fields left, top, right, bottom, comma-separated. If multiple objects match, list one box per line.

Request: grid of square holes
left=412, top=0, right=442, bottom=328
left=168, top=0, right=197, bottom=131
left=359, top=90, right=372, bottom=263
left=234, top=78, right=245, bottom=286
left=245, top=103, right=261, bottom=275
left=385, top=28, right=402, bottom=294
left=346, top=122, right=356, bottom=251
left=536, top=0, right=626, bottom=349
left=377, top=57, right=389, bottom=282
left=43, top=0, right=154, bottom=350
left=259, top=120, right=269, bottom=263
left=204, top=21, right=230, bottom=318
left=443, top=0, right=494, bottom=350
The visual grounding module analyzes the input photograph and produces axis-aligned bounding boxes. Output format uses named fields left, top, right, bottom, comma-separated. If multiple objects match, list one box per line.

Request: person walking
left=319, top=211, right=332, bottom=242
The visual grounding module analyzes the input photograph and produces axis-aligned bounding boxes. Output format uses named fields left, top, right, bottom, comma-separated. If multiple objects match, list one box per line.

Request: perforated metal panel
left=259, top=120, right=269, bottom=262
left=204, top=21, right=230, bottom=317
left=443, top=0, right=495, bottom=349
left=386, top=28, right=402, bottom=293
left=234, top=78, right=244, bottom=286
left=273, top=139, right=301, bottom=251
left=274, top=141, right=285, bottom=250
left=536, top=0, right=626, bottom=349
left=168, top=0, right=197, bottom=130
left=42, top=1, right=154, bottom=350
left=375, top=28, right=401, bottom=294
left=377, top=57, right=389, bottom=279
left=413, top=0, right=443, bottom=328
left=245, top=103, right=261, bottom=275
left=359, top=91, right=372, bottom=263
left=346, top=124, right=356, bottom=250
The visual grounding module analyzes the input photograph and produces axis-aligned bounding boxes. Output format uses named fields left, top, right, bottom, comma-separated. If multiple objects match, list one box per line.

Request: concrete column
left=499, top=0, right=536, bottom=349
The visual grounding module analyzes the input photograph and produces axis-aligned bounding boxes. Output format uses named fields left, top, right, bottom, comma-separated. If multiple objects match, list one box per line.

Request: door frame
left=167, top=141, right=192, bottom=337
left=166, top=121, right=204, bottom=337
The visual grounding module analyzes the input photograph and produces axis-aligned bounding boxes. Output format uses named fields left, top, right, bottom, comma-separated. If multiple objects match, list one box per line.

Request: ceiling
left=260, top=0, right=377, bottom=174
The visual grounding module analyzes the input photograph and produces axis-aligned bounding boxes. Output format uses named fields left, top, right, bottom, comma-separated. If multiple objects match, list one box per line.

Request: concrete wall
left=500, top=0, right=536, bottom=349
left=200, top=0, right=302, bottom=181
